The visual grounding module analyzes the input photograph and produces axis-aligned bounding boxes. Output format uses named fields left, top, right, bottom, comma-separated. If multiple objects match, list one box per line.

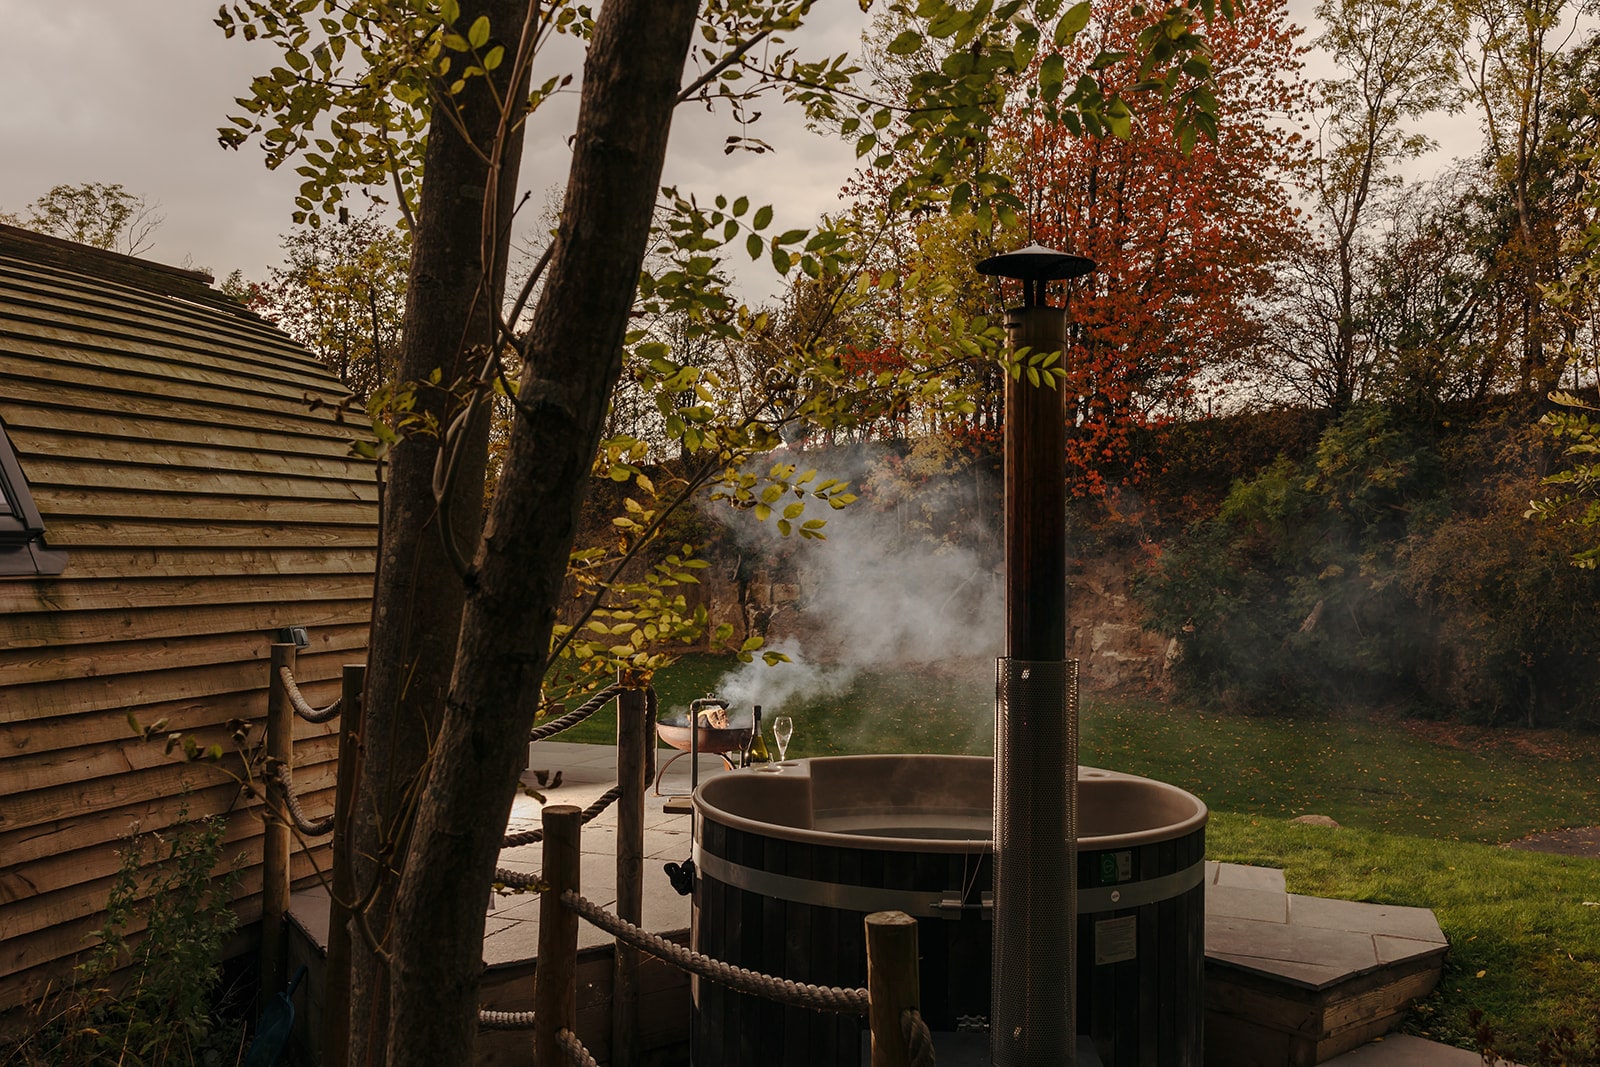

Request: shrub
left=1405, top=415, right=1600, bottom=726
left=6, top=811, right=246, bottom=1067
left=1137, top=406, right=1445, bottom=712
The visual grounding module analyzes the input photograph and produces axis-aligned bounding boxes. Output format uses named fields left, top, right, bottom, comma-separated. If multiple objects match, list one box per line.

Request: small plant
left=5, top=809, right=246, bottom=1067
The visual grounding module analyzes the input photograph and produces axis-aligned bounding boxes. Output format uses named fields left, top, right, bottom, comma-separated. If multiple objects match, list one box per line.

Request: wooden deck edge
left=1203, top=951, right=1446, bottom=1066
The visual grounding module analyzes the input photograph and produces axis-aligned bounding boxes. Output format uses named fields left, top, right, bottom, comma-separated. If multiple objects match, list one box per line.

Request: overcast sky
left=0, top=2, right=877, bottom=295
left=0, top=1, right=1481, bottom=302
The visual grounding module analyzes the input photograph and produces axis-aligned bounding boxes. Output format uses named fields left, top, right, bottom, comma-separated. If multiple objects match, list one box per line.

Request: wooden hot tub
left=691, top=754, right=1206, bottom=1066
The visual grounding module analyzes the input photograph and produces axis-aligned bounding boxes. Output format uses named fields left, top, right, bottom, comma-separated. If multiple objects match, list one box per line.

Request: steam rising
left=704, top=445, right=1004, bottom=715
left=711, top=638, right=855, bottom=716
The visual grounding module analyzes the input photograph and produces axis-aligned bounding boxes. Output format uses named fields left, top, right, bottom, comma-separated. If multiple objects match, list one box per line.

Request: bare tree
left=11, top=182, right=164, bottom=255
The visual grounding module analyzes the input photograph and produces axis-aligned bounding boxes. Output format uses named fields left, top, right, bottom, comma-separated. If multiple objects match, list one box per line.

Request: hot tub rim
left=692, top=753, right=1208, bottom=853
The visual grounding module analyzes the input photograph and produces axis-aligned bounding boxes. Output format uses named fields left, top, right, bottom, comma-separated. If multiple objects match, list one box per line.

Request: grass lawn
left=540, top=653, right=1600, bottom=1062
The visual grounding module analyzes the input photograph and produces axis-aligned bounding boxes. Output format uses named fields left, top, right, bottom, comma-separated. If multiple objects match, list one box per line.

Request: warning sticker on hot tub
left=1095, top=915, right=1138, bottom=965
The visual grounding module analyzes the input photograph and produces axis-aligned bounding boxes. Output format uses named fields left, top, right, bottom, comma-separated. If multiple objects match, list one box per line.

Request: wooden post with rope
left=321, top=663, right=364, bottom=1067
left=534, top=805, right=582, bottom=1066
left=866, top=910, right=923, bottom=1067
left=260, top=642, right=294, bottom=1014
left=612, top=671, right=649, bottom=1067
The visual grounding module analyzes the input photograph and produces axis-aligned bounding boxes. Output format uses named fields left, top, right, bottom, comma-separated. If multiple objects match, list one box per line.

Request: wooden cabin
left=0, top=224, right=377, bottom=1023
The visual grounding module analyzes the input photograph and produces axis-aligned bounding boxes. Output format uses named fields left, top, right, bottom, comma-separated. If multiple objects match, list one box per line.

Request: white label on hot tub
left=1095, top=915, right=1138, bottom=965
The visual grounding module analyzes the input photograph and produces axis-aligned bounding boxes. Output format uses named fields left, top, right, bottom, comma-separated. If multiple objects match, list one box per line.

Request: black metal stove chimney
left=976, top=242, right=1095, bottom=1066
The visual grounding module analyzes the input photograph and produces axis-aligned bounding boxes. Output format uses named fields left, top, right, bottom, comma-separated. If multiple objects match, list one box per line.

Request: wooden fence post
left=866, top=910, right=922, bottom=1067
left=535, top=805, right=582, bottom=1066
left=260, top=642, right=294, bottom=1013
left=321, top=663, right=364, bottom=1067
left=613, top=674, right=648, bottom=1067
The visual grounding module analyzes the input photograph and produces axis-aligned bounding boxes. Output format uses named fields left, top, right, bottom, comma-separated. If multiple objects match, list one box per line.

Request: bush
left=1137, top=406, right=1445, bottom=712
left=1140, top=403, right=1600, bottom=725
left=6, top=811, right=246, bottom=1067
left=1405, top=414, right=1600, bottom=726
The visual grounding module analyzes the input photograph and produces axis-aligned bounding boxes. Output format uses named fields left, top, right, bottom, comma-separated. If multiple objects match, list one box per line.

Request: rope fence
left=473, top=848, right=932, bottom=1066
left=903, top=1008, right=936, bottom=1067
left=529, top=684, right=622, bottom=742
left=269, top=762, right=336, bottom=837
left=557, top=1027, right=600, bottom=1067
left=562, top=890, right=871, bottom=1014
left=267, top=657, right=933, bottom=1065
left=500, top=783, right=622, bottom=850
left=278, top=665, right=343, bottom=723
left=477, top=1009, right=537, bottom=1031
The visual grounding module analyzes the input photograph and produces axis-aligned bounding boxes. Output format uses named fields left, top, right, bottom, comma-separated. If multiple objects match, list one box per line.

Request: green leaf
left=468, top=15, right=490, bottom=49
left=746, top=233, right=763, bottom=260
left=1056, top=0, right=1092, bottom=45
left=888, top=29, right=925, bottom=55
left=753, top=204, right=773, bottom=230
left=1040, top=53, right=1066, bottom=101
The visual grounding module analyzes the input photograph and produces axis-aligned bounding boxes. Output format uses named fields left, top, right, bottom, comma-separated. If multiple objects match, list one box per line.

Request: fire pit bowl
left=652, top=719, right=752, bottom=795
left=691, top=754, right=1206, bottom=1066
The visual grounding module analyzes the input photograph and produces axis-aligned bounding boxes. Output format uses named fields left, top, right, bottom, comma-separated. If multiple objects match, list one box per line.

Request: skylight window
left=0, top=420, right=67, bottom=576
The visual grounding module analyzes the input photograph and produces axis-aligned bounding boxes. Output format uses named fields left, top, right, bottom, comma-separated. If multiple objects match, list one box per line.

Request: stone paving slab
left=1209, top=884, right=1290, bottom=923
left=1331, top=1034, right=1520, bottom=1066
left=1207, top=861, right=1449, bottom=991
left=1290, top=894, right=1447, bottom=942
left=1212, top=860, right=1288, bottom=893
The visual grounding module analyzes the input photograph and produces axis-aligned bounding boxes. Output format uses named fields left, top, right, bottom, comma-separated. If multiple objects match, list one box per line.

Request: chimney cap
left=975, top=242, right=1095, bottom=283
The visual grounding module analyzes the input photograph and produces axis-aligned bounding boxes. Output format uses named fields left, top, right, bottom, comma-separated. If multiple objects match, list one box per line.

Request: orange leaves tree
left=1006, top=0, right=1312, bottom=494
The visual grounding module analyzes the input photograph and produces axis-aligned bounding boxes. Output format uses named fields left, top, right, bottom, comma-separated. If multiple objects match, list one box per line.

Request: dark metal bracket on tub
left=933, top=891, right=993, bottom=919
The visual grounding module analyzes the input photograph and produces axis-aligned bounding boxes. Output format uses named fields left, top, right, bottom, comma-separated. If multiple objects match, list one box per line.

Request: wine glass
left=773, top=715, right=794, bottom=763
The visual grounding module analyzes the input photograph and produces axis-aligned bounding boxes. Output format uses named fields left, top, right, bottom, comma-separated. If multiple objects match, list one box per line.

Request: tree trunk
left=382, top=3, right=699, bottom=1065
left=346, top=2, right=534, bottom=1062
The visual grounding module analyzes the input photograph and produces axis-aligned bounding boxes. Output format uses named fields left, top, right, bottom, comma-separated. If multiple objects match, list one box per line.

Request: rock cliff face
left=1067, top=558, right=1175, bottom=692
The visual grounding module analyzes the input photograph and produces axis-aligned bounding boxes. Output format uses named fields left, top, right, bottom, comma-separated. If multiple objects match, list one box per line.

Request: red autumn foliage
left=1006, top=0, right=1312, bottom=495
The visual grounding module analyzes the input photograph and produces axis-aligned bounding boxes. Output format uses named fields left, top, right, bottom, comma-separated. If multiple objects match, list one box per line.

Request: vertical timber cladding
left=0, top=225, right=378, bottom=1017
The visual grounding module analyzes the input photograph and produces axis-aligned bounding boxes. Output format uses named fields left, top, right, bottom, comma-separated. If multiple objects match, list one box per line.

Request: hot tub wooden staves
left=691, top=755, right=1208, bottom=1067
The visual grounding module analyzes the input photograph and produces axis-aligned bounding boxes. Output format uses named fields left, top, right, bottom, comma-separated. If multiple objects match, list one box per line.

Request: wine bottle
left=747, top=704, right=773, bottom=764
